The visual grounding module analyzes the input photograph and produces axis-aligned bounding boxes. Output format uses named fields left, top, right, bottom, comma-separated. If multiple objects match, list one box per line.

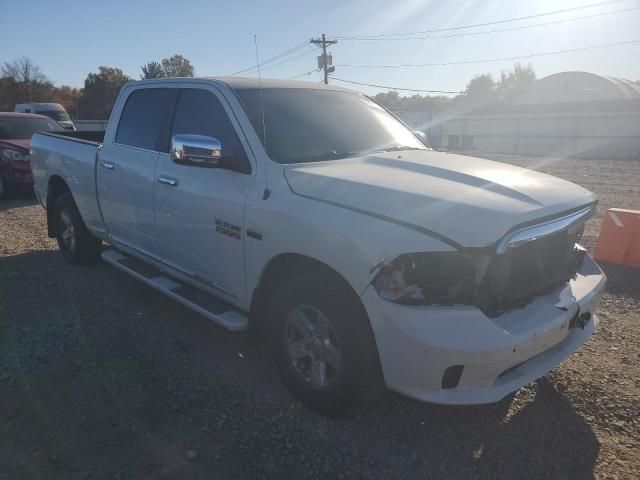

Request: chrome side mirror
left=170, top=134, right=222, bottom=167
left=414, top=130, right=427, bottom=141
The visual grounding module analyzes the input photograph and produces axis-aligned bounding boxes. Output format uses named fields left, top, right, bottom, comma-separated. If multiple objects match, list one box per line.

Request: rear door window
left=116, top=88, right=178, bottom=151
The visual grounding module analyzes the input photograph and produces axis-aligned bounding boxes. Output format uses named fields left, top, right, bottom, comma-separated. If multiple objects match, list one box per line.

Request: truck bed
left=41, top=129, right=105, bottom=144
left=30, top=130, right=106, bottom=234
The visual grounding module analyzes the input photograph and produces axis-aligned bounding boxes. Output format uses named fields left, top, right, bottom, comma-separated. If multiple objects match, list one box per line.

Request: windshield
left=0, top=117, right=63, bottom=139
left=36, top=110, right=71, bottom=122
left=235, top=88, right=426, bottom=164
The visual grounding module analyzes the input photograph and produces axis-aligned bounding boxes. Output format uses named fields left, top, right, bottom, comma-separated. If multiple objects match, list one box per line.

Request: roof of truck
left=212, top=77, right=353, bottom=92
left=130, top=76, right=354, bottom=93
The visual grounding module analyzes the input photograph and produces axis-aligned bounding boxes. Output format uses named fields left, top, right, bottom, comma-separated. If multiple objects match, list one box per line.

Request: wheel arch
left=46, top=175, right=71, bottom=237
left=249, top=252, right=385, bottom=397
left=249, top=253, right=372, bottom=340
left=250, top=253, right=360, bottom=325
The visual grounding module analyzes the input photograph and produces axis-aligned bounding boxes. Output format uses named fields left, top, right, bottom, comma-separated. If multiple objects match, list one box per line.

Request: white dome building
left=512, top=72, right=640, bottom=105
left=442, top=72, right=640, bottom=159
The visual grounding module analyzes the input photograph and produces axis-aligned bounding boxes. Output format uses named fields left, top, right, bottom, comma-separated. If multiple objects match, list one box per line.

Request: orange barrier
left=593, top=208, right=640, bottom=267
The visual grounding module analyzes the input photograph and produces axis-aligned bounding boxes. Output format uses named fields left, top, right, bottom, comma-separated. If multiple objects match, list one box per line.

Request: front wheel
left=268, top=271, right=380, bottom=415
left=53, top=193, right=102, bottom=265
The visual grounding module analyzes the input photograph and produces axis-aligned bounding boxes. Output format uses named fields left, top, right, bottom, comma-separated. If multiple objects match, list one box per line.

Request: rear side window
left=116, top=88, right=177, bottom=151
left=171, top=88, right=249, bottom=172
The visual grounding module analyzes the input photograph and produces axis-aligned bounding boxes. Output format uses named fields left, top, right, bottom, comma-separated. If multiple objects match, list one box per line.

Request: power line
left=333, top=0, right=629, bottom=39
left=258, top=46, right=317, bottom=73
left=228, top=40, right=308, bottom=76
left=332, top=77, right=464, bottom=93
left=331, top=78, right=618, bottom=94
left=337, top=5, right=640, bottom=41
left=226, top=2, right=635, bottom=79
left=335, top=39, right=640, bottom=68
left=289, top=68, right=321, bottom=80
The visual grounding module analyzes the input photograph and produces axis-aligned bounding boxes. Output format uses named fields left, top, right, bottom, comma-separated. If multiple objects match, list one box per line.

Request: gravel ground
left=1, top=155, right=639, bottom=480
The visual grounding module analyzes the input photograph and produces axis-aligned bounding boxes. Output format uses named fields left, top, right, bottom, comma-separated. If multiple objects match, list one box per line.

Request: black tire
left=268, top=271, right=380, bottom=415
left=53, top=192, right=101, bottom=265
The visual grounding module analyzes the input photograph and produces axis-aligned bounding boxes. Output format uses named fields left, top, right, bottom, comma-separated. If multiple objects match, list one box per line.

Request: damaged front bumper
left=362, top=255, right=606, bottom=405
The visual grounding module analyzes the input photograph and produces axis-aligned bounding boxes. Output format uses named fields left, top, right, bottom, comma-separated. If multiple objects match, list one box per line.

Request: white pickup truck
left=31, top=78, right=606, bottom=414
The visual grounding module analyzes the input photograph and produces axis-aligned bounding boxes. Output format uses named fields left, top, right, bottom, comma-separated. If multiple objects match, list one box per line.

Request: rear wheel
left=53, top=193, right=101, bottom=265
left=268, top=271, right=380, bottom=415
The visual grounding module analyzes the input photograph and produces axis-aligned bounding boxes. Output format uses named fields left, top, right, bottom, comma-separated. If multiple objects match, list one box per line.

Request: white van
left=14, top=103, right=75, bottom=130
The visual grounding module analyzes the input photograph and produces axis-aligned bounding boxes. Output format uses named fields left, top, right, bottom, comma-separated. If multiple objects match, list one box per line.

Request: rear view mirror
left=170, top=134, right=222, bottom=168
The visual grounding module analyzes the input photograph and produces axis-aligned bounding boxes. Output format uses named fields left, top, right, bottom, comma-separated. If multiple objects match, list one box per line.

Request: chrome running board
left=101, top=248, right=248, bottom=331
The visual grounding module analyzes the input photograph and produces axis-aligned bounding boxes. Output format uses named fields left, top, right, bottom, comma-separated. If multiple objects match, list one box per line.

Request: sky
left=1, top=0, right=639, bottom=96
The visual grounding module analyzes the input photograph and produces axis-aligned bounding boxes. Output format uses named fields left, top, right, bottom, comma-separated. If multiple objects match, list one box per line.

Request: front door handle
left=100, top=160, right=115, bottom=170
left=158, top=175, right=179, bottom=187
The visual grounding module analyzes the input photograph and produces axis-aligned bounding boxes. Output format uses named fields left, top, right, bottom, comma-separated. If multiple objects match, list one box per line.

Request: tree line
left=0, top=54, right=194, bottom=120
left=1, top=54, right=534, bottom=120
left=373, top=63, right=537, bottom=116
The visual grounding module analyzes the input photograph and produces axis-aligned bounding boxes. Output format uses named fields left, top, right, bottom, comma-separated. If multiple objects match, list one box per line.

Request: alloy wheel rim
left=284, top=304, right=342, bottom=388
left=60, top=210, right=76, bottom=251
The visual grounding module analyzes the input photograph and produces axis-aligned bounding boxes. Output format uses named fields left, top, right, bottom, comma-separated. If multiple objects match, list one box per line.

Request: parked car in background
left=30, top=78, right=606, bottom=414
left=15, top=103, right=75, bottom=130
left=0, top=112, right=62, bottom=198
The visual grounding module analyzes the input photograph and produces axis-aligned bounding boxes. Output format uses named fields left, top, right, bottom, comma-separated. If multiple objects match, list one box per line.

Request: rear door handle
left=100, top=160, right=115, bottom=170
left=158, top=175, right=179, bottom=186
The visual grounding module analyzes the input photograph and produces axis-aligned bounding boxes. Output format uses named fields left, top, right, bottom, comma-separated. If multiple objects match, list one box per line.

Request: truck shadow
left=0, top=249, right=600, bottom=479
left=600, top=261, right=640, bottom=301
left=351, top=378, right=599, bottom=478
left=0, top=194, right=37, bottom=213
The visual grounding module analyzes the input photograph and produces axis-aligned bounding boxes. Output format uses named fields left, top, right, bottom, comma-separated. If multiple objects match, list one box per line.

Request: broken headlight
left=373, top=252, right=491, bottom=305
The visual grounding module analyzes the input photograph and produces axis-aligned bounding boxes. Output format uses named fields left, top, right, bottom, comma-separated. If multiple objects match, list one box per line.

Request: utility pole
left=310, top=34, right=337, bottom=84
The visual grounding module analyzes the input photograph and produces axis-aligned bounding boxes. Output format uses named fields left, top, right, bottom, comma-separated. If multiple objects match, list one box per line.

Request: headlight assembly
left=375, top=223, right=589, bottom=313
left=0, top=148, right=29, bottom=162
left=373, top=252, right=491, bottom=305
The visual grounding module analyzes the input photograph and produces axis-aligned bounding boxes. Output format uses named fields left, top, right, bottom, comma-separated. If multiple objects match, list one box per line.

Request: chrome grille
left=478, top=208, right=592, bottom=316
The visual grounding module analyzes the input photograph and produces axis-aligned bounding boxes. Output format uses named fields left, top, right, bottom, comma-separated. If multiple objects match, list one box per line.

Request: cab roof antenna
left=254, top=34, right=270, bottom=200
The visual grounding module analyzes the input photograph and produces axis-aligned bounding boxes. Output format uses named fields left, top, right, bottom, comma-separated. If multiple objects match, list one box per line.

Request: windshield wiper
left=371, top=146, right=424, bottom=154
left=290, top=146, right=423, bottom=164
left=299, top=150, right=360, bottom=163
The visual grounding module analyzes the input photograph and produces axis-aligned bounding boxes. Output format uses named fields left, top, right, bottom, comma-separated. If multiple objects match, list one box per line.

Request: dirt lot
left=1, top=155, right=639, bottom=480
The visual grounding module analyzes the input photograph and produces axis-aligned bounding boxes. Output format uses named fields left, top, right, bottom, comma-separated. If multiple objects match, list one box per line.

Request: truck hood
left=283, top=150, right=596, bottom=248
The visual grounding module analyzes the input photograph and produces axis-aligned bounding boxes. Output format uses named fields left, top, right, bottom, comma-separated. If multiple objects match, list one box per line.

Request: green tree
left=372, top=91, right=402, bottom=110
left=51, top=85, right=83, bottom=119
left=140, top=61, right=165, bottom=80
left=373, top=91, right=454, bottom=115
left=465, top=73, right=496, bottom=100
left=0, top=77, right=13, bottom=111
left=457, top=73, right=499, bottom=111
left=79, top=66, right=131, bottom=119
left=496, top=62, right=536, bottom=101
left=160, top=54, right=194, bottom=78
left=0, top=57, right=54, bottom=107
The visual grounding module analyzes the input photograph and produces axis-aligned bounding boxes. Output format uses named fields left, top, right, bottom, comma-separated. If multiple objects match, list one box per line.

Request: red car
left=0, top=112, right=62, bottom=198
